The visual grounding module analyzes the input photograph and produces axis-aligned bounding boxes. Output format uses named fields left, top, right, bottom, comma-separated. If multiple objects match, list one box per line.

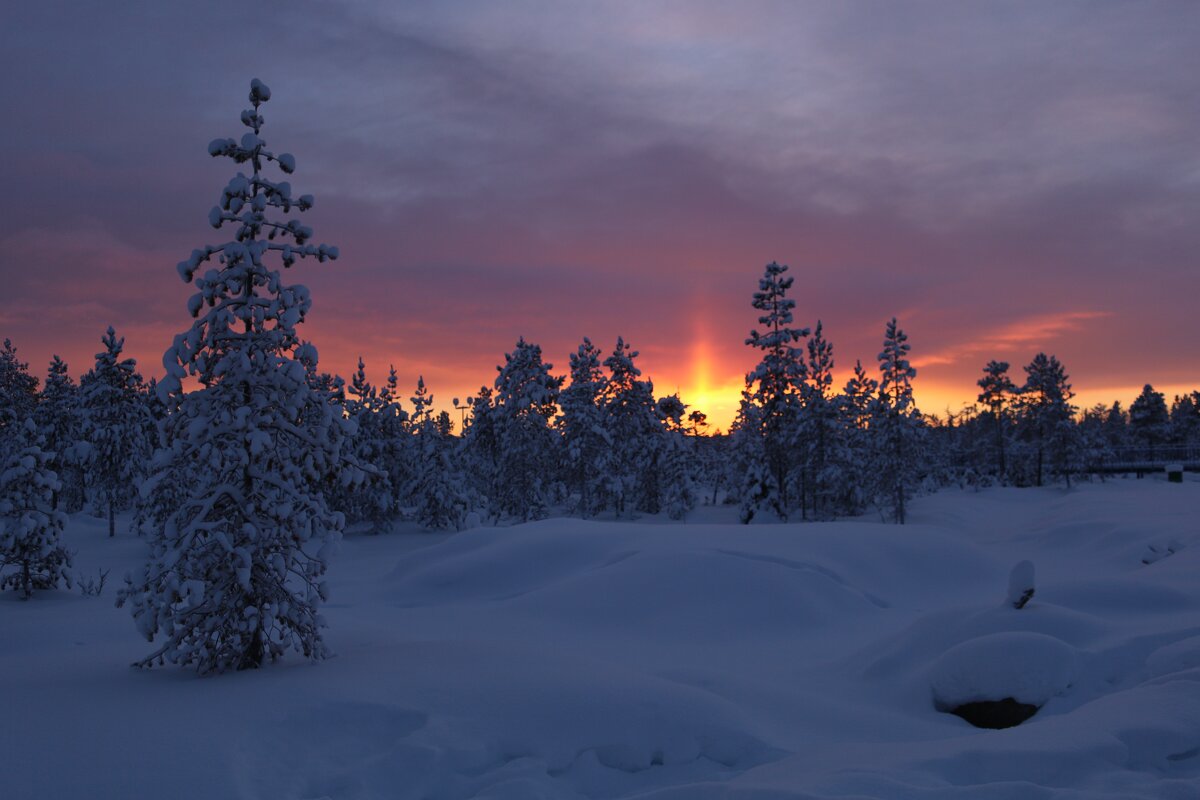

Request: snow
left=929, top=631, right=1078, bottom=709
left=4, top=478, right=1200, bottom=798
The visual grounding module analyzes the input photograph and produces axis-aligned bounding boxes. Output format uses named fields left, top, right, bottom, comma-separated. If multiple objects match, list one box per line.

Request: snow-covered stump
left=930, top=632, right=1077, bottom=729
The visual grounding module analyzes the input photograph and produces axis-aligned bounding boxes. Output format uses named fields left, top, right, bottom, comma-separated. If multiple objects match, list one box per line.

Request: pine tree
left=739, top=262, right=809, bottom=522
left=340, top=358, right=393, bottom=533
left=1128, top=384, right=1169, bottom=459
left=482, top=338, right=563, bottom=521
left=976, top=360, right=1015, bottom=483
left=1015, top=353, right=1077, bottom=487
left=599, top=337, right=663, bottom=516
left=34, top=356, right=86, bottom=512
left=559, top=338, right=612, bottom=517
left=0, top=339, right=39, bottom=426
left=834, top=360, right=877, bottom=516
left=656, top=394, right=697, bottom=520
left=872, top=318, right=922, bottom=524
left=408, top=377, right=469, bottom=530
left=80, top=327, right=153, bottom=537
left=797, top=320, right=845, bottom=519
left=118, top=80, right=349, bottom=674
left=458, top=384, right=499, bottom=512
left=0, top=419, right=72, bottom=598
left=1103, top=401, right=1128, bottom=452
left=375, top=365, right=413, bottom=517
left=1169, top=393, right=1200, bottom=446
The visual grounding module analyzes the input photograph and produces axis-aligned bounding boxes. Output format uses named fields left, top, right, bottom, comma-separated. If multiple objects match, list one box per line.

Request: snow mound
left=930, top=631, right=1078, bottom=710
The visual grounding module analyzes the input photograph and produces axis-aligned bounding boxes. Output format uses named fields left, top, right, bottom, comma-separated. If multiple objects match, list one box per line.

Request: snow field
left=3, top=478, right=1199, bottom=799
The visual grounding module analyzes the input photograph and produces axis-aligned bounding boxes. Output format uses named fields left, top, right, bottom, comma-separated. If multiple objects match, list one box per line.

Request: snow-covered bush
left=119, top=79, right=350, bottom=674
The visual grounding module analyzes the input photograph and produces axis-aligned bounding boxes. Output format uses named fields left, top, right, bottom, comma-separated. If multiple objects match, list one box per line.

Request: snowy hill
left=4, top=479, right=1199, bottom=799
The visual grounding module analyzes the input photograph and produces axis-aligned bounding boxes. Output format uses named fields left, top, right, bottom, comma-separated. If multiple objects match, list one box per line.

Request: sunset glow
left=2, top=2, right=1197, bottom=429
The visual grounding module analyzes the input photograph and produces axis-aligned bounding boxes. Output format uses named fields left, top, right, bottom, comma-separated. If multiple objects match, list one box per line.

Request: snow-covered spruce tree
left=34, top=356, right=86, bottom=512
left=1014, top=353, right=1076, bottom=488
left=80, top=327, right=153, bottom=537
left=339, top=358, right=393, bottom=533
left=656, top=394, right=698, bottom=520
left=118, top=80, right=349, bottom=674
left=0, top=419, right=72, bottom=599
left=458, top=384, right=498, bottom=511
left=558, top=337, right=612, bottom=517
left=374, top=365, right=414, bottom=509
left=484, top=338, right=563, bottom=521
left=976, top=360, right=1015, bottom=483
left=835, top=359, right=877, bottom=515
left=796, top=320, right=846, bottom=520
left=1169, top=392, right=1200, bottom=447
left=0, top=339, right=39, bottom=425
left=599, top=337, right=664, bottom=516
left=1076, top=403, right=1115, bottom=476
left=407, top=377, right=470, bottom=530
left=1128, top=384, right=1169, bottom=460
left=871, top=318, right=923, bottom=524
left=739, top=262, right=809, bottom=522
left=1102, top=401, right=1129, bottom=453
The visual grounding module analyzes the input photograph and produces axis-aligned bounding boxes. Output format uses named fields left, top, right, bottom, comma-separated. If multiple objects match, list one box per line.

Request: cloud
left=1, top=0, right=1198, bottom=429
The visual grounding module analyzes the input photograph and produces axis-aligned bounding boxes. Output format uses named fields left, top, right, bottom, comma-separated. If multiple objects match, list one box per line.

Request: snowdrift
left=3, top=479, right=1199, bottom=799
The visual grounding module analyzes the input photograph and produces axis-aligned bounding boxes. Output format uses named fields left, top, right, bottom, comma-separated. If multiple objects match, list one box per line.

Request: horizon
left=3, top=2, right=1198, bottom=430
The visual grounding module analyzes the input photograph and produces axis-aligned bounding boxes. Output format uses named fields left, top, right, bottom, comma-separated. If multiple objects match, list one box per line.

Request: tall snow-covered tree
left=482, top=338, right=563, bottom=521
left=739, top=262, right=809, bottom=522
left=559, top=338, right=612, bottom=517
left=871, top=318, right=922, bottom=524
left=831, top=361, right=876, bottom=516
left=34, top=356, right=86, bottom=512
left=797, top=320, right=845, bottom=519
left=407, top=377, right=470, bottom=530
left=0, top=339, right=38, bottom=427
left=656, top=394, right=698, bottom=520
left=1014, top=353, right=1077, bottom=487
left=599, top=337, right=663, bottom=516
left=1103, top=401, right=1129, bottom=452
left=1169, top=392, right=1200, bottom=446
left=976, top=360, right=1015, bottom=482
left=1128, top=384, right=1169, bottom=459
left=80, top=327, right=153, bottom=537
left=118, top=80, right=350, bottom=674
left=339, top=358, right=393, bottom=533
left=0, top=419, right=72, bottom=599
left=373, top=365, right=412, bottom=519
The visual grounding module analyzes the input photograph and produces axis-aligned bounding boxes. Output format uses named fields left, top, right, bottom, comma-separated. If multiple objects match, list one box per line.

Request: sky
left=1, top=1, right=1198, bottom=430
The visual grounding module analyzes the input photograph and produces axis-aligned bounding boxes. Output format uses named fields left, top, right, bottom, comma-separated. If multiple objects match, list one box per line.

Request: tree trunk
left=108, top=494, right=115, bottom=538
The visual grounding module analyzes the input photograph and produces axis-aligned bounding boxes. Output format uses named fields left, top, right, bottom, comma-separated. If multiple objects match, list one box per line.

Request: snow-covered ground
left=4, top=478, right=1199, bottom=799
